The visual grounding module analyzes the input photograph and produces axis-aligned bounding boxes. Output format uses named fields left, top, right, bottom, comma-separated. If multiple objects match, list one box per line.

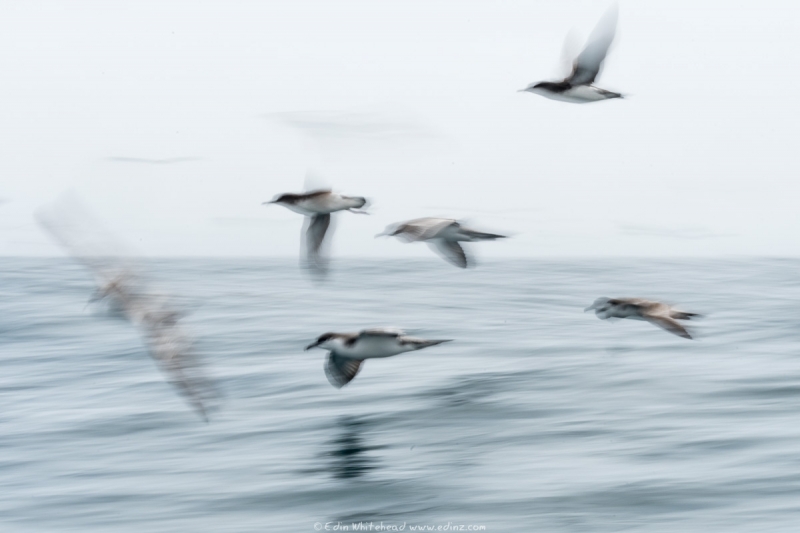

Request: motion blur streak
left=2, top=258, right=800, bottom=531
left=34, top=195, right=218, bottom=420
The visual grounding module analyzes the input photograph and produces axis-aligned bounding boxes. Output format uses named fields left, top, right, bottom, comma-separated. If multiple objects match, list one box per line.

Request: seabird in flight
left=520, top=5, right=622, bottom=103
left=305, top=328, right=451, bottom=388
left=585, top=297, right=699, bottom=339
left=378, top=217, right=505, bottom=268
left=264, top=189, right=368, bottom=271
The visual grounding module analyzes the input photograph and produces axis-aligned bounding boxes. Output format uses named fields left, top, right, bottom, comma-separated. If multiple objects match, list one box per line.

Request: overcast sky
left=1, top=0, right=798, bottom=258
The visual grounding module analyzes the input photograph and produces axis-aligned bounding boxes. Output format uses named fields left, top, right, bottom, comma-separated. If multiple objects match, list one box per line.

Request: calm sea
left=2, top=257, right=800, bottom=532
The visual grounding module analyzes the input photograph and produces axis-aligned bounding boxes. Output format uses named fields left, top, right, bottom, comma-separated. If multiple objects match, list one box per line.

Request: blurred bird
left=585, top=297, right=699, bottom=339
left=378, top=217, right=506, bottom=268
left=36, top=196, right=218, bottom=420
left=520, top=5, right=622, bottom=103
left=263, top=189, right=368, bottom=272
left=305, top=328, right=452, bottom=388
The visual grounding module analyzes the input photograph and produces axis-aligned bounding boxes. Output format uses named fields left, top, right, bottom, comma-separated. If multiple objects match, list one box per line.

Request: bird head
left=305, top=332, right=337, bottom=351
left=519, top=81, right=559, bottom=94
left=262, top=193, right=294, bottom=206
left=584, top=297, right=611, bottom=313
left=374, top=223, right=402, bottom=238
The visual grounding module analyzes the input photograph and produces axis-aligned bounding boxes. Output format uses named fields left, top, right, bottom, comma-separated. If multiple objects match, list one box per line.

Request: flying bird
left=585, top=297, right=700, bottom=339
left=90, top=276, right=216, bottom=420
left=378, top=217, right=506, bottom=268
left=264, top=189, right=367, bottom=272
left=305, top=328, right=452, bottom=388
left=520, top=5, right=622, bottom=103
left=36, top=196, right=218, bottom=420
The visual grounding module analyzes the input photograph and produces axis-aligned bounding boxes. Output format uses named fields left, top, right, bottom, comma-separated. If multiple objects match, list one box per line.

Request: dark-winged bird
left=520, top=5, right=622, bottom=103
left=305, top=328, right=451, bottom=388
left=264, top=189, right=367, bottom=272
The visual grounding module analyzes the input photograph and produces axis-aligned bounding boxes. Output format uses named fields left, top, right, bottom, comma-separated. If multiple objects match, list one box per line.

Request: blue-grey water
left=3, top=257, right=800, bottom=532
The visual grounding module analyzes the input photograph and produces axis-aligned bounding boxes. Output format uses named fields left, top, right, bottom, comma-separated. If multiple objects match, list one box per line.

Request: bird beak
left=262, top=200, right=277, bottom=205
left=517, top=88, right=528, bottom=93
left=305, top=341, right=320, bottom=351
left=584, top=305, right=595, bottom=312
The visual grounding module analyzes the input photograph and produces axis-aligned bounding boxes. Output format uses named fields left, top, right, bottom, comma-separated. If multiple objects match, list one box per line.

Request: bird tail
left=671, top=311, right=700, bottom=320
left=413, top=339, right=452, bottom=349
left=462, top=230, right=506, bottom=241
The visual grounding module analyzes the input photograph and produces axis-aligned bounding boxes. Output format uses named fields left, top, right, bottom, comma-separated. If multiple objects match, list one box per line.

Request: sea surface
left=3, top=257, right=800, bottom=532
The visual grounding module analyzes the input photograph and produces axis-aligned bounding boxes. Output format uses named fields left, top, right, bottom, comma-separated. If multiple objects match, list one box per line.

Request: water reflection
left=325, top=416, right=387, bottom=480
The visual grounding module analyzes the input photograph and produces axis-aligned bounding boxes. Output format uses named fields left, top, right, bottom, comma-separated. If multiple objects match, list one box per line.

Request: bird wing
left=566, top=5, right=618, bottom=86
left=396, top=218, right=457, bottom=242
left=617, top=299, right=697, bottom=321
left=306, top=213, right=331, bottom=257
left=299, top=189, right=333, bottom=200
left=670, top=309, right=700, bottom=320
left=457, top=227, right=506, bottom=241
left=35, top=194, right=145, bottom=289
left=37, top=195, right=218, bottom=420
left=430, top=239, right=468, bottom=268
left=302, top=168, right=331, bottom=194
left=141, top=315, right=219, bottom=420
left=398, top=337, right=452, bottom=350
left=609, top=297, right=651, bottom=309
left=325, top=352, right=364, bottom=388
left=558, top=29, right=584, bottom=80
left=645, top=315, right=693, bottom=339
left=359, top=328, right=406, bottom=338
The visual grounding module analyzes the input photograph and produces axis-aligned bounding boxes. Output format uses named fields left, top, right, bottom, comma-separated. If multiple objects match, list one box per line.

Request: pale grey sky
left=1, top=1, right=798, bottom=258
